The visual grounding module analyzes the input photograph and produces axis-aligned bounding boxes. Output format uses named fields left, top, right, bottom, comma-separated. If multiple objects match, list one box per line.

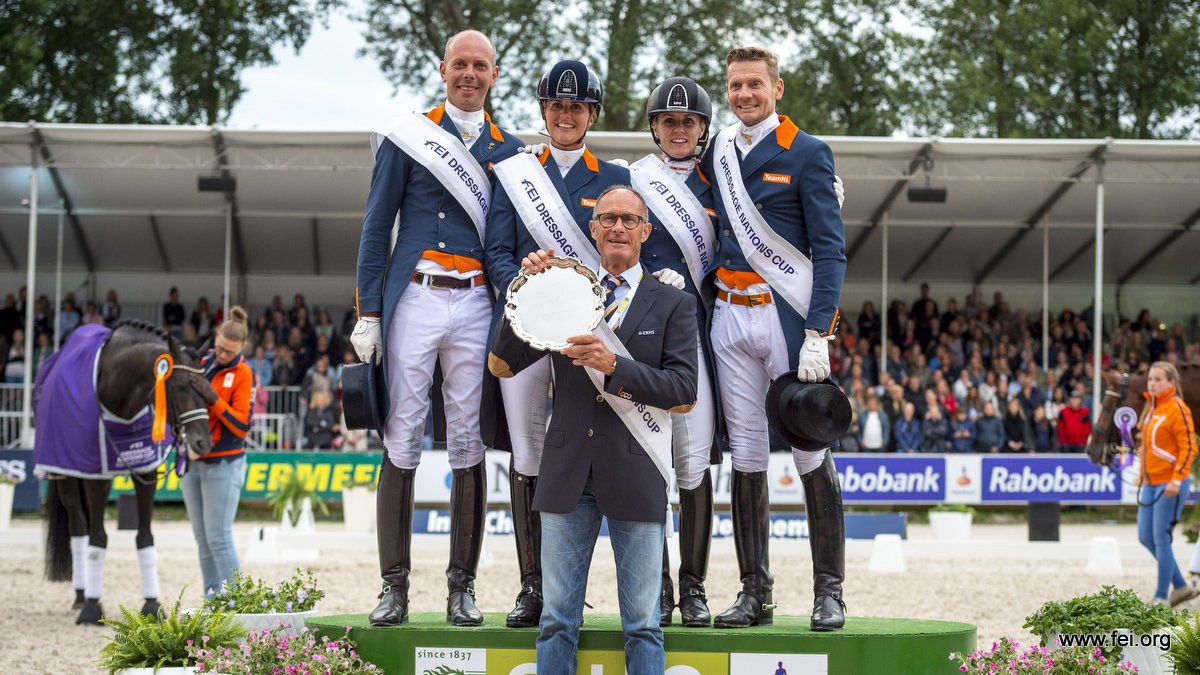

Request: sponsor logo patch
left=762, top=172, right=792, bottom=185
left=580, top=198, right=597, bottom=208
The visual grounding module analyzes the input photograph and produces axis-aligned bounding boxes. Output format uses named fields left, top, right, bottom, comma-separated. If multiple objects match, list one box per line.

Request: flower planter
left=232, top=609, right=319, bottom=636
left=1047, top=629, right=1173, bottom=675
left=115, top=668, right=198, bottom=674
left=929, top=511, right=972, bottom=541
left=341, top=486, right=376, bottom=534
left=0, top=482, right=13, bottom=530
left=281, top=497, right=316, bottom=533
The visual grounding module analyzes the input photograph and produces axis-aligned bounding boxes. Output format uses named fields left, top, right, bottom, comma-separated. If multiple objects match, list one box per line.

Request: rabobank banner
left=980, top=455, right=1122, bottom=503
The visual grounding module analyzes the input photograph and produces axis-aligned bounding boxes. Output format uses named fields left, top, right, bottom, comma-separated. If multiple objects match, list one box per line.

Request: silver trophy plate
left=505, top=257, right=604, bottom=351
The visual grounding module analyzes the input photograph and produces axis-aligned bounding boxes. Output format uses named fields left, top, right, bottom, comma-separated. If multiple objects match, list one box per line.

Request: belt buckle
left=747, top=294, right=768, bottom=307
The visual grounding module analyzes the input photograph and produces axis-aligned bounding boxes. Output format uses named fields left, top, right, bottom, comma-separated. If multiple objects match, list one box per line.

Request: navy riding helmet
left=537, top=60, right=604, bottom=106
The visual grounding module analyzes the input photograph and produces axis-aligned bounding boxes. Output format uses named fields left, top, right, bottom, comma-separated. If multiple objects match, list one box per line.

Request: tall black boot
left=369, top=462, right=414, bottom=626
left=714, top=470, right=774, bottom=628
left=447, top=461, right=486, bottom=626
left=677, top=471, right=713, bottom=627
left=506, top=468, right=542, bottom=628
left=802, top=452, right=845, bottom=631
left=660, top=542, right=675, bottom=626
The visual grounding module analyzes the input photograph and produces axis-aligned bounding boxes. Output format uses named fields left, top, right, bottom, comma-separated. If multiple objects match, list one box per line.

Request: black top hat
left=340, top=361, right=386, bottom=435
left=765, top=373, right=852, bottom=451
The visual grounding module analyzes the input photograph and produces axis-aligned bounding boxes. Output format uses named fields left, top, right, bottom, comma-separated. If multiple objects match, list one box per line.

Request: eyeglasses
left=595, top=213, right=647, bottom=229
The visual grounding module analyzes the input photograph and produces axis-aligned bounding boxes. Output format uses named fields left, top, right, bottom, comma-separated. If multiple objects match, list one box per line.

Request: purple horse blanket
left=33, top=324, right=172, bottom=478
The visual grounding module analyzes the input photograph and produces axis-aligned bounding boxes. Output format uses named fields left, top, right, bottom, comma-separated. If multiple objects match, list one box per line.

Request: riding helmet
left=646, top=76, right=713, bottom=156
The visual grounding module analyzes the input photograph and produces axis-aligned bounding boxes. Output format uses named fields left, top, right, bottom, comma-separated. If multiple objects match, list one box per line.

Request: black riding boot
left=714, top=470, right=773, bottom=628
left=506, top=469, right=542, bottom=628
left=660, top=543, right=675, bottom=626
left=447, top=462, right=486, bottom=626
left=677, top=471, right=713, bottom=627
left=369, top=462, right=414, bottom=626
left=802, top=452, right=846, bottom=631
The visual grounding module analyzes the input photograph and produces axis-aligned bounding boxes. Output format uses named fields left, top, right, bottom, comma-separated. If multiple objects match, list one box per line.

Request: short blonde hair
left=727, top=46, right=780, bottom=82
left=217, top=306, right=249, bottom=344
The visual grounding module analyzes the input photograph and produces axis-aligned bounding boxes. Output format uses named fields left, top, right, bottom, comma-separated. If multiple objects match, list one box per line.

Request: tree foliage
left=0, top=0, right=334, bottom=124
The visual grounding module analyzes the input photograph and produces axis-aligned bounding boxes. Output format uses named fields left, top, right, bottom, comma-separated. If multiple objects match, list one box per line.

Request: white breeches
left=384, top=280, right=490, bottom=470
left=672, top=339, right=716, bottom=491
left=499, top=355, right=552, bottom=476
left=710, top=293, right=826, bottom=476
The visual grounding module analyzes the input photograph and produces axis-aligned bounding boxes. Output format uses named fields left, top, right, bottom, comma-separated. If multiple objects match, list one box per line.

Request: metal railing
left=0, top=383, right=313, bottom=451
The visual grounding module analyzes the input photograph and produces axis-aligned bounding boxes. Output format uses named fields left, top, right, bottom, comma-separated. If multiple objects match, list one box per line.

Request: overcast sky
left=226, top=4, right=423, bottom=131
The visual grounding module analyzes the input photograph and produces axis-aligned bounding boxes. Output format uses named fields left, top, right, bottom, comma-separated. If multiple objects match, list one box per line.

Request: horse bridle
left=168, top=363, right=211, bottom=477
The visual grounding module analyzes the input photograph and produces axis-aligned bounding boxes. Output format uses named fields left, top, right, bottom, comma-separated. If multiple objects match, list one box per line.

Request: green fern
left=1170, top=611, right=1200, bottom=675
left=97, top=592, right=245, bottom=673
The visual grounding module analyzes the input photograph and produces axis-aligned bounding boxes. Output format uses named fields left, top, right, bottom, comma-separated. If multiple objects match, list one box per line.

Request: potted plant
left=1168, top=610, right=1200, bottom=674
left=928, top=503, right=975, bottom=541
left=268, top=469, right=329, bottom=533
left=189, top=625, right=379, bottom=673
left=202, top=568, right=325, bottom=635
left=98, top=594, right=244, bottom=674
left=1024, top=585, right=1183, bottom=674
left=950, top=636, right=1138, bottom=674
left=341, top=477, right=377, bottom=534
left=0, top=466, right=19, bottom=530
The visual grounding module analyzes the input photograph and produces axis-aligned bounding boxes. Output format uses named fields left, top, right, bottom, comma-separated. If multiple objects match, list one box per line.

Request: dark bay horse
left=1086, top=365, right=1200, bottom=469
left=38, top=320, right=213, bottom=625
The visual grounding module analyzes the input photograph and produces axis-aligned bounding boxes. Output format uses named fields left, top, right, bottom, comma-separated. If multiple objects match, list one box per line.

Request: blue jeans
left=537, top=491, right=665, bottom=675
left=1137, top=478, right=1190, bottom=599
left=181, top=455, right=246, bottom=595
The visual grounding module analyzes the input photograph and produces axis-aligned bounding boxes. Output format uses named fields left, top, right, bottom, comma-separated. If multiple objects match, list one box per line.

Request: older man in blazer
left=489, top=185, right=699, bottom=675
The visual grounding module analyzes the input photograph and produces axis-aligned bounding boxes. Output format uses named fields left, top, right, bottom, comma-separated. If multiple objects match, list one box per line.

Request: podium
left=307, top=612, right=976, bottom=674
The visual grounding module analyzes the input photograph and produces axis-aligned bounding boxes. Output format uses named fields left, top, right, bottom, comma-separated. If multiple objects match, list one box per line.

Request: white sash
left=630, top=155, right=715, bottom=291
left=712, top=124, right=814, bottom=317
left=493, top=153, right=602, bottom=271
left=588, top=321, right=674, bottom=490
left=372, top=112, right=491, bottom=244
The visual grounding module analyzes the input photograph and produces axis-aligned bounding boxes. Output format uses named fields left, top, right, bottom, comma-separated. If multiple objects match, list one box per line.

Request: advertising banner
left=6, top=449, right=1174, bottom=511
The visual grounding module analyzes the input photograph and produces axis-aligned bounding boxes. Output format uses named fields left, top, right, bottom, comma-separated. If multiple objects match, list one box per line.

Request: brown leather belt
left=717, top=288, right=773, bottom=307
left=411, top=272, right=485, bottom=289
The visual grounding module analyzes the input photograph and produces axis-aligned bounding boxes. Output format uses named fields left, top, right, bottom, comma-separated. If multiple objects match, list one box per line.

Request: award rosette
left=504, top=256, right=604, bottom=351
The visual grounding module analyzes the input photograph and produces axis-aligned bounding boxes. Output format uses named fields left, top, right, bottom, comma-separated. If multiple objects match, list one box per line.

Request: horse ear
left=167, top=332, right=181, bottom=361
left=198, top=337, right=213, bottom=356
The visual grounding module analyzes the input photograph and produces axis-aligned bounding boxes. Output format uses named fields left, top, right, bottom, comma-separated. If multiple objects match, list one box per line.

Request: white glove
left=834, top=174, right=845, bottom=209
left=797, top=329, right=833, bottom=382
left=518, top=143, right=548, bottom=155
left=652, top=268, right=686, bottom=290
left=609, top=158, right=630, bottom=168
left=350, top=317, right=382, bottom=365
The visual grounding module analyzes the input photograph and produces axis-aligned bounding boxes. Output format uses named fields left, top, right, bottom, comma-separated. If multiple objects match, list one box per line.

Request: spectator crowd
left=834, top=284, right=1199, bottom=454
left=0, top=282, right=1196, bottom=454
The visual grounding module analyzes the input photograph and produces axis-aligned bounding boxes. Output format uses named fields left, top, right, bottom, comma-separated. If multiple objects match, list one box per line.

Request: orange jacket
left=1139, top=384, right=1197, bottom=485
left=200, top=352, right=256, bottom=460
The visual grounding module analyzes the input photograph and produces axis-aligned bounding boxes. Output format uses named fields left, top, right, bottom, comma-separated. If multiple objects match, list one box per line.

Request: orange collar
left=427, top=103, right=505, bottom=143
left=538, top=146, right=599, bottom=173
left=1144, top=384, right=1179, bottom=403
left=774, top=115, right=799, bottom=150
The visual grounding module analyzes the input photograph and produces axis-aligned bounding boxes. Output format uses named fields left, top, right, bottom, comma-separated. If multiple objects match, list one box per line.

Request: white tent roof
left=1, top=122, right=1199, bottom=286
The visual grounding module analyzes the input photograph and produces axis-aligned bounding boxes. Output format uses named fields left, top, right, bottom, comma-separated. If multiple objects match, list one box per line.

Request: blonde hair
left=217, top=305, right=249, bottom=343
left=1149, top=361, right=1181, bottom=388
left=727, top=46, right=780, bottom=82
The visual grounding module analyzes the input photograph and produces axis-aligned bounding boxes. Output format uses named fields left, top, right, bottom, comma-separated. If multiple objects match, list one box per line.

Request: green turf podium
left=307, top=612, right=976, bottom=674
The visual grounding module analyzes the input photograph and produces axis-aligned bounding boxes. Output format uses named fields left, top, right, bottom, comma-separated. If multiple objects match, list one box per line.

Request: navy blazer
left=480, top=148, right=630, bottom=451
left=354, top=103, right=523, bottom=350
left=488, top=276, right=698, bottom=522
left=701, top=115, right=847, bottom=369
left=639, top=165, right=726, bottom=461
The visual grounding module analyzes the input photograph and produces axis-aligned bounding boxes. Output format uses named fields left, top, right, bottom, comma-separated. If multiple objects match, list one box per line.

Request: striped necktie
left=603, top=275, right=625, bottom=321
